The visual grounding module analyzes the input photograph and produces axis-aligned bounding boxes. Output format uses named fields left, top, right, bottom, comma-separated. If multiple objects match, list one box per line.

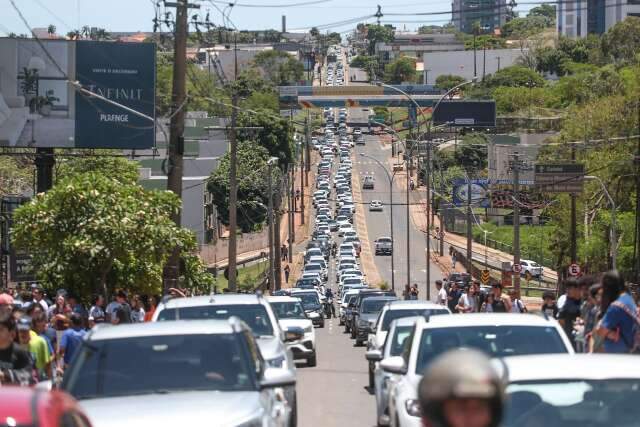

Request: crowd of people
left=0, top=285, right=160, bottom=386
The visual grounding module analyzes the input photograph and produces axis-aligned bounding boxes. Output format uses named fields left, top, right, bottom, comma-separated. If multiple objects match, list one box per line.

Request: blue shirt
left=60, top=328, right=86, bottom=364
left=602, top=293, right=637, bottom=354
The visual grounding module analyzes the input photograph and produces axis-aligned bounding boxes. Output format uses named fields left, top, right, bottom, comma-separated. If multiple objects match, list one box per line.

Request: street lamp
left=267, top=157, right=279, bottom=292
left=360, top=152, right=398, bottom=291
left=585, top=175, right=617, bottom=269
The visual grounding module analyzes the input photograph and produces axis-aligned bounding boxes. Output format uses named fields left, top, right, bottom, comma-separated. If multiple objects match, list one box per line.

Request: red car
left=0, top=387, right=92, bottom=427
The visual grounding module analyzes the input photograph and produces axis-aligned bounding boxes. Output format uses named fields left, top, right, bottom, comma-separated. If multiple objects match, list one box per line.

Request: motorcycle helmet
left=418, top=349, right=505, bottom=427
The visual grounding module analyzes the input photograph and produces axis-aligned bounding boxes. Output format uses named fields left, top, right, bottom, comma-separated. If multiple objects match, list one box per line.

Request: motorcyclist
left=418, top=349, right=504, bottom=427
left=410, top=178, right=415, bottom=191
left=331, top=241, right=337, bottom=257
left=325, top=288, right=336, bottom=318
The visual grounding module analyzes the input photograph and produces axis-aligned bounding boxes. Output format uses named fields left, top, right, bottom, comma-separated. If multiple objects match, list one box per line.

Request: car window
left=380, top=308, right=450, bottom=331
left=388, top=325, right=414, bottom=357
left=361, top=299, right=392, bottom=313
left=504, top=379, right=640, bottom=427
left=242, top=330, right=263, bottom=377
left=294, top=293, right=321, bottom=308
left=156, top=304, right=274, bottom=336
left=272, top=301, right=306, bottom=320
left=64, top=334, right=256, bottom=399
left=415, top=326, right=569, bottom=374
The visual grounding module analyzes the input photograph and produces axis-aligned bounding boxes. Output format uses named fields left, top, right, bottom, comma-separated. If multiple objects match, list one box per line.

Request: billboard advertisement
left=452, top=179, right=490, bottom=208
left=433, top=100, right=496, bottom=127
left=0, top=38, right=155, bottom=149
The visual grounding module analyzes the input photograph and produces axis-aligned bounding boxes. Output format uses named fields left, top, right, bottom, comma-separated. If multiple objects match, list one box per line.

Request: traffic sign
left=512, top=263, right=522, bottom=274
left=480, top=270, right=491, bottom=285
left=534, top=163, right=584, bottom=194
left=568, top=263, right=581, bottom=276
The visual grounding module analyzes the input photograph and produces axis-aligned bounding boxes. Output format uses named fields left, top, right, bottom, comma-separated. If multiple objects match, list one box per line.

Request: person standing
left=540, top=291, right=558, bottom=318
left=0, top=310, right=33, bottom=385
left=284, top=265, right=291, bottom=284
left=596, top=271, right=638, bottom=354
left=410, top=284, right=419, bottom=300
left=130, top=295, right=146, bottom=323
left=434, top=280, right=448, bottom=306
left=31, top=287, right=48, bottom=312
left=451, top=252, right=457, bottom=269
left=509, top=290, right=527, bottom=313
left=447, top=282, right=462, bottom=313
left=58, top=314, right=86, bottom=371
left=16, top=316, right=51, bottom=381
left=403, top=284, right=411, bottom=301
left=456, top=284, right=479, bottom=313
left=144, top=296, right=158, bottom=322
left=486, top=284, right=511, bottom=313
left=557, top=279, right=582, bottom=350
left=281, top=244, right=288, bottom=262
left=88, top=294, right=105, bottom=327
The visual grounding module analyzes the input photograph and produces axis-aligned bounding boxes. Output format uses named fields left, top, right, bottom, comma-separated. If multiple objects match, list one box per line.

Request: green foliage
left=492, top=86, right=553, bottom=114
left=502, top=15, right=553, bottom=37
left=454, top=133, right=488, bottom=170
left=207, top=141, right=277, bottom=232
left=601, top=17, right=640, bottom=64
left=463, top=35, right=507, bottom=50
left=0, top=157, right=33, bottom=197
left=365, top=24, right=394, bottom=55
left=11, top=173, right=195, bottom=299
left=383, top=57, right=416, bottom=84
left=435, top=74, right=465, bottom=91
left=553, top=65, right=625, bottom=106
left=57, top=155, right=139, bottom=186
left=485, top=65, right=545, bottom=88
left=237, top=108, right=293, bottom=165
left=528, top=4, right=556, bottom=20
left=252, top=50, right=304, bottom=86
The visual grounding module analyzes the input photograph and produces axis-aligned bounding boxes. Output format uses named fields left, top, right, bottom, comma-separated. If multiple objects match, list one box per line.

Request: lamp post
left=585, top=175, right=617, bottom=269
left=267, top=157, right=279, bottom=292
left=360, top=152, right=397, bottom=291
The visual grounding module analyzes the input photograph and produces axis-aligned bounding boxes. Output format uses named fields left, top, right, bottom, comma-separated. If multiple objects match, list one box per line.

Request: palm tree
left=81, top=26, right=91, bottom=38
left=47, top=25, right=56, bottom=37
left=66, top=30, right=80, bottom=40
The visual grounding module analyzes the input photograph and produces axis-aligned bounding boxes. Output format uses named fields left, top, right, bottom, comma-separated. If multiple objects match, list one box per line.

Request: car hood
left=256, top=335, right=284, bottom=360
left=279, top=318, right=312, bottom=331
left=359, top=313, right=380, bottom=323
left=80, top=391, right=263, bottom=427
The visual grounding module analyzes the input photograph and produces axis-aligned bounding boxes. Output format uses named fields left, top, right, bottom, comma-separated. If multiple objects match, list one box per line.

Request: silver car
left=152, top=293, right=300, bottom=425
left=62, top=319, right=297, bottom=427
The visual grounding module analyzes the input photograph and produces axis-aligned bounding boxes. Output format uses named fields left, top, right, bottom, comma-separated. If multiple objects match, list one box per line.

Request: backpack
left=611, top=301, right=640, bottom=354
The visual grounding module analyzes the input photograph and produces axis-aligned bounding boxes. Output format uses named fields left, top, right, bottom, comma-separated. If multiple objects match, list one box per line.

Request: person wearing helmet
left=418, top=349, right=504, bottom=427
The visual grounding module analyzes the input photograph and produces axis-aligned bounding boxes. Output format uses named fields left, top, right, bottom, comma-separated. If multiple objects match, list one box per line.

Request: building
left=422, top=48, right=525, bottom=82
left=375, top=33, right=464, bottom=68
left=557, top=0, right=640, bottom=37
left=452, top=0, right=509, bottom=33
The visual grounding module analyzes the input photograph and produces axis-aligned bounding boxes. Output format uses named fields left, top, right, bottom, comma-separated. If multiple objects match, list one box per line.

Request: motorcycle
left=324, top=297, right=335, bottom=318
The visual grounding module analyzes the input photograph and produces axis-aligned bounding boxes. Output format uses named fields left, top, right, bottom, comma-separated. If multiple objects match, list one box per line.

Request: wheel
left=307, top=352, right=317, bottom=367
left=319, top=320, right=325, bottom=328
left=289, top=392, right=298, bottom=427
left=351, top=326, right=357, bottom=339
left=368, top=363, right=375, bottom=389
left=344, top=324, right=350, bottom=333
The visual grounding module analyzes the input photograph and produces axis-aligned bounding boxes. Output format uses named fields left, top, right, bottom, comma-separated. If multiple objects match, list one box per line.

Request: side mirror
left=380, top=356, right=407, bottom=375
left=284, top=326, right=304, bottom=343
left=365, top=349, right=383, bottom=362
left=260, top=367, right=296, bottom=390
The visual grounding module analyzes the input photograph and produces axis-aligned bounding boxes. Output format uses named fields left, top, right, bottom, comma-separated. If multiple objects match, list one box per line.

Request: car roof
left=422, top=313, right=557, bottom=329
left=363, top=296, right=397, bottom=303
left=88, top=319, right=238, bottom=341
left=386, top=300, right=449, bottom=310
left=158, top=294, right=263, bottom=309
left=390, top=315, right=425, bottom=328
left=497, top=354, right=640, bottom=382
left=267, top=296, right=302, bottom=303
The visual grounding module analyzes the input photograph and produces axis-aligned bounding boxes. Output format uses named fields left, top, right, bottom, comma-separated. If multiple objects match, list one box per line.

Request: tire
left=351, top=326, right=357, bottom=339
left=289, top=392, right=298, bottom=427
left=344, top=324, right=350, bottom=333
left=307, top=352, right=317, bottom=367
left=369, top=363, right=375, bottom=389
left=320, top=320, right=325, bottom=328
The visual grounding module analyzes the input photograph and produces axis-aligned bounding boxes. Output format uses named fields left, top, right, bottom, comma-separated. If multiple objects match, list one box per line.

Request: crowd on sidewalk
left=0, top=285, right=159, bottom=386
left=424, top=269, right=640, bottom=354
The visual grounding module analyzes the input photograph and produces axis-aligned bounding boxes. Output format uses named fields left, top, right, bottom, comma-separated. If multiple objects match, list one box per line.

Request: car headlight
left=307, top=311, right=320, bottom=318
left=405, top=399, right=422, bottom=417
left=268, top=355, right=286, bottom=369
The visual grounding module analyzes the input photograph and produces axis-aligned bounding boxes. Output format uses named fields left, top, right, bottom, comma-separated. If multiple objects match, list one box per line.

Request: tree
left=501, top=15, right=552, bottom=37
left=485, top=65, right=545, bottom=87
left=463, top=35, right=507, bottom=50
left=365, top=24, right=394, bottom=55
left=252, top=50, right=304, bottom=85
left=11, top=173, right=196, bottom=300
left=528, top=4, right=556, bottom=21
left=435, top=74, right=466, bottom=91
left=0, top=157, right=33, bottom=197
left=309, top=27, right=319, bottom=38
left=601, top=17, right=640, bottom=64
left=207, top=141, right=277, bottom=232
left=237, top=108, right=293, bottom=165
left=56, top=155, right=139, bottom=185
left=454, top=133, right=488, bottom=170
left=47, top=25, right=56, bottom=37
left=383, top=57, right=416, bottom=84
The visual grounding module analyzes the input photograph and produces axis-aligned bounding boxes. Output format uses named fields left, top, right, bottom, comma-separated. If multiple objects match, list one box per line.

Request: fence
left=473, top=235, right=554, bottom=270
left=199, top=229, right=269, bottom=266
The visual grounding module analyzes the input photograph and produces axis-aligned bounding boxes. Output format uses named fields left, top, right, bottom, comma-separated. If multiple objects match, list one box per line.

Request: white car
left=495, top=353, right=640, bottom=426
left=385, top=314, right=575, bottom=427
left=269, top=296, right=317, bottom=367
left=519, top=259, right=544, bottom=278
left=338, top=223, right=354, bottom=236
left=369, top=200, right=383, bottom=211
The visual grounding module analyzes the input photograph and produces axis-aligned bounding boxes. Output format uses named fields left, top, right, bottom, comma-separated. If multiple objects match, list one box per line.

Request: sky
left=0, top=0, right=463, bottom=36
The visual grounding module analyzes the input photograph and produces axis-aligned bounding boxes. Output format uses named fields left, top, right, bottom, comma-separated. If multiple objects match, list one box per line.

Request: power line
left=207, top=0, right=333, bottom=7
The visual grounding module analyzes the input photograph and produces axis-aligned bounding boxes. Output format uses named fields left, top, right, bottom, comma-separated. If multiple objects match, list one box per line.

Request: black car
left=346, top=289, right=396, bottom=334
left=362, top=176, right=375, bottom=190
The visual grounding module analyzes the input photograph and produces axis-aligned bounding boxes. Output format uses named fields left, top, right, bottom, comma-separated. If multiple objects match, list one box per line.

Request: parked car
left=63, top=319, right=298, bottom=427
left=269, top=296, right=317, bottom=367
left=519, top=259, right=544, bottom=278
left=369, top=200, right=383, bottom=211
left=0, top=387, right=93, bottom=427
left=353, top=296, right=397, bottom=346
left=385, top=314, right=574, bottom=427
left=375, top=237, right=393, bottom=255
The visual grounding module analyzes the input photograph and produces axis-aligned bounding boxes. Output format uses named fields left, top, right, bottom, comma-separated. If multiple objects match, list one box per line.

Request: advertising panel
left=433, top=100, right=496, bottom=127
left=452, top=179, right=490, bottom=208
left=0, top=38, right=155, bottom=149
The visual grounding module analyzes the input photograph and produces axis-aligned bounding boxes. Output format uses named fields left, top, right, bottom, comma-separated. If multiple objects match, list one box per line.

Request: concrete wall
left=200, top=229, right=269, bottom=266
left=422, top=48, right=526, bottom=81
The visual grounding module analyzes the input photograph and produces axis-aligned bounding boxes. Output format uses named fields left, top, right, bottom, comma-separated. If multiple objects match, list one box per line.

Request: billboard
left=1, top=197, right=36, bottom=283
left=452, top=179, right=490, bottom=208
left=432, top=100, right=496, bottom=127
left=0, top=38, right=155, bottom=149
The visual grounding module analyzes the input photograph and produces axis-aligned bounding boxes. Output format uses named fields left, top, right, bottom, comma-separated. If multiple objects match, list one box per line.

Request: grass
left=213, top=260, right=268, bottom=292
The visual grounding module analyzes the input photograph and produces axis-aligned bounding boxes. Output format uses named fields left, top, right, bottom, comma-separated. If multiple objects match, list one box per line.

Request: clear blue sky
left=0, top=0, right=460, bottom=36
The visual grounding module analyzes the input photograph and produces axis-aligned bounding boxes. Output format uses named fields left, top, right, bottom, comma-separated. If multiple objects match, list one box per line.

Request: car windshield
left=157, top=304, right=274, bottom=336
left=271, top=301, right=306, bottom=320
left=295, top=293, right=321, bottom=309
left=362, top=299, right=391, bottom=313
left=503, top=379, right=640, bottom=427
left=64, top=334, right=255, bottom=399
left=380, top=308, right=449, bottom=331
left=305, top=264, right=322, bottom=272
left=415, top=326, right=568, bottom=374
left=389, top=325, right=413, bottom=356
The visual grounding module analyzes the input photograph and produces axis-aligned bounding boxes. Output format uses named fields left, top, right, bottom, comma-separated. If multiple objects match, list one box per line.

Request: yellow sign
left=481, top=270, right=491, bottom=285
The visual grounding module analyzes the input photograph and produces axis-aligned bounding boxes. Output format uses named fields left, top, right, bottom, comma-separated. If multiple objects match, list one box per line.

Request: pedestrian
left=595, top=271, right=639, bottom=354
left=557, top=279, right=582, bottom=350
left=31, top=287, right=48, bottom=312
left=47, top=295, right=70, bottom=321
left=284, top=265, right=291, bottom=283
left=88, top=294, right=105, bottom=328
left=410, top=283, right=419, bottom=300
left=403, top=284, right=411, bottom=301
left=508, top=290, right=527, bottom=313
left=130, top=295, right=145, bottom=323
left=582, top=284, right=601, bottom=353
left=447, top=282, right=462, bottom=313
left=16, top=316, right=51, bottom=381
left=58, top=313, right=86, bottom=372
left=482, top=284, right=511, bottom=313
left=111, top=291, right=132, bottom=325
left=456, top=283, right=479, bottom=313
left=433, top=280, right=448, bottom=306
left=540, top=291, right=558, bottom=318
left=0, top=309, right=34, bottom=385
left=451, top=252, right=457, bottom=269
left=144, top=295, right=158, bottom=322
left=281, top=244, right=288, bottom=262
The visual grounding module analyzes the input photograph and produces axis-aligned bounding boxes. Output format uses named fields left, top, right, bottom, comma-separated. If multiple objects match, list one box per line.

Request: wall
left=200, top=229, right=270, bottom=266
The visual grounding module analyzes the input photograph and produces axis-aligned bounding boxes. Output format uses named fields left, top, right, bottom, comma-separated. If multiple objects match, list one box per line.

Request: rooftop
left=88, top=319, right=237, bottom=341
left=422, top=313, right=558, bottom=328
left=159, top=294, right=263, bottom=309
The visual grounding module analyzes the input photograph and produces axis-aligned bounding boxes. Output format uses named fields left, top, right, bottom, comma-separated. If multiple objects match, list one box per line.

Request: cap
left=17, top=316, right=32, bottom=331
left=0, top=293, right=14, bottom=306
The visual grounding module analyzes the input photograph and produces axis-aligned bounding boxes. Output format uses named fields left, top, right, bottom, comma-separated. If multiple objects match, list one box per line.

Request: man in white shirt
left=433, top=280, right=448, bottom=306
left=31, top=287, right=48, bottom=311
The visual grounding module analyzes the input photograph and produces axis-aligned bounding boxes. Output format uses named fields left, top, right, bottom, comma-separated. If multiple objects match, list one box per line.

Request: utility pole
left=300, top=134, right=305, bottom=226
left=439, top=165, right=445, bottom=257
left=466, top=176, right=473, bottom=272
left=228, top=94, right=239, bottom=292
left=273, top=177, right=283, bottom=291
left=635, top=106, right=640, bottom=283
left=482, top=40, right=486, bottom=81
left=288, top=164, right=295, bottom=262
left=267, top=158, right=277, bottom=292
left=512, top=152, right=522, bottom=296
left=163, top=0, right=196, bottom=293
left=496, top=56, right=501, bottom=72
left=305, top=110, right=311, bottom=183
left=406, top=148, right=412, bottom=288
left=570, top=145, right=577, bottom=267
left=425, top=141, right=432, bottom=301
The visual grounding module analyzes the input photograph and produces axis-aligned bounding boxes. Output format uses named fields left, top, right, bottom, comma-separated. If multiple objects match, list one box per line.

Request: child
left=541, top=291, right=558, bottom=318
